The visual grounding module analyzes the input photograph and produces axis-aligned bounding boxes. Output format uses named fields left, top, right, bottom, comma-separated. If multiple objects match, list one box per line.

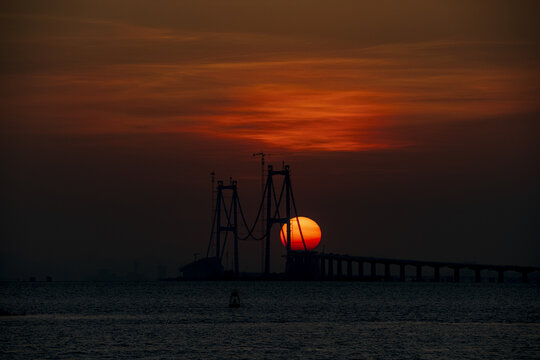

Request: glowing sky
left=1, top=1, right=539, bottom=279
left=3, top=1, right=539, bottom=151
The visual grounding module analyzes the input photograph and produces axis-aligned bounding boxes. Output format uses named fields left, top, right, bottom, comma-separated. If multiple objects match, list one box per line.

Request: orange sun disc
left=280, top=216, right=321, bottom=251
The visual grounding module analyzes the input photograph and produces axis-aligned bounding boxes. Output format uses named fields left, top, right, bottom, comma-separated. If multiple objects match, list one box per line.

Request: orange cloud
left=3, top=36, right=539, bottom=151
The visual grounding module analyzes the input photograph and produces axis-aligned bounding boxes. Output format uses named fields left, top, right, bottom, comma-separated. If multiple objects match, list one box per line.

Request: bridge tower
left=264, top=164, right=293, bottom=275
left=210, top=179, right=239, bottom=276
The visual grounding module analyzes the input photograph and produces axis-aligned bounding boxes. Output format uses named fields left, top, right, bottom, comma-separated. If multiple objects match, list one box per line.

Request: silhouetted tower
left=213, top=179, right=240, bottom=276
left=264, top=164, right=292, bottom=275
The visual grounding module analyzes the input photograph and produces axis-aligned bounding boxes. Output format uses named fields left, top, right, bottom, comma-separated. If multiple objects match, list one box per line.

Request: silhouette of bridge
left=181, top=163, right=540, bottom=283
left=287, top=252, right=540, bottom=283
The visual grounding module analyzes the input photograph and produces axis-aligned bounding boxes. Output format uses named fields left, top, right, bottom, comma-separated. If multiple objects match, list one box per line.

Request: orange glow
left=8, top=55, right=536, bottom=152
left=4, top=11, right=539, bottom=153
left=280, top=217, right=322, bottom=251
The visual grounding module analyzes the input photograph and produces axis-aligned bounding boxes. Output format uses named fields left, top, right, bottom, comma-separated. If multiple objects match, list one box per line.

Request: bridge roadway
left=287, top=252, right=540, bottom=283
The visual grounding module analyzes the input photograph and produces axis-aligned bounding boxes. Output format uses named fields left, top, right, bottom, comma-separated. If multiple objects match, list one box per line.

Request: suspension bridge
left=180, top=164, right=540, bottom=283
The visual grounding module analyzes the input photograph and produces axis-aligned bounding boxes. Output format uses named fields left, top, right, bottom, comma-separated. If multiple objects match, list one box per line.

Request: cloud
left=2, top=8, right=539, bottom=152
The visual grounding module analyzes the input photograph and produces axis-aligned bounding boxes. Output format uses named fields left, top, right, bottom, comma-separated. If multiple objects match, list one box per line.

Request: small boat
left=229, top=289, right=240, bottom=308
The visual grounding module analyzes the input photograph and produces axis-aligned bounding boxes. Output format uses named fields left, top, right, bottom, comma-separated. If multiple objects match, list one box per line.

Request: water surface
left=1, top=281, right=539, bottom=359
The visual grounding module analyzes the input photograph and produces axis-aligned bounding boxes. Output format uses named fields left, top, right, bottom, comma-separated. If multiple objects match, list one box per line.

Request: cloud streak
left=2, top=9, right=539, bottom=151
left=5, top=49, right=539, bottom=151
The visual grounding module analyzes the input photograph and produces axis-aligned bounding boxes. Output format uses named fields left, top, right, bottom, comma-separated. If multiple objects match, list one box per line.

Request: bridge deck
left=286, top=251, right=540, bottom=282
left=315, top=253, right=540, bottom=273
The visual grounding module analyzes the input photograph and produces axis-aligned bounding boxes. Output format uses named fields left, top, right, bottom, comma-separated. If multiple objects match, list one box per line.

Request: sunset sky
left=1, top=1, right=539, bottom=280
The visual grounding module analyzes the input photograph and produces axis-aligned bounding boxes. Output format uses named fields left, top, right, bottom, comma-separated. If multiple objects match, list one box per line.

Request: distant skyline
left=1, top=1, right=539, bottom=280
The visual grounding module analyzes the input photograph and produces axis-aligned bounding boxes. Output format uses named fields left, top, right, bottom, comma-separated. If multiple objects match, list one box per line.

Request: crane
left=253, top=152, right=273, bottom=192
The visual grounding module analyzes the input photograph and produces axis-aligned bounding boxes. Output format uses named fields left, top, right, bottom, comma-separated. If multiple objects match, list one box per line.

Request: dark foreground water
left=1, top=281, right=539, bottom=359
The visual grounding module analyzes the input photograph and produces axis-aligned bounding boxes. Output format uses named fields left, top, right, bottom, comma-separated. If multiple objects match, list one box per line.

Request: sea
left=1, top=281, right=539, bottom=359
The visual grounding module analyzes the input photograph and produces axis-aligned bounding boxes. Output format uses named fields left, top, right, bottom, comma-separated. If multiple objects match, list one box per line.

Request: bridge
left=287, top=252, right=540, bottom=283
left=181, top=163, right=540, bottom=283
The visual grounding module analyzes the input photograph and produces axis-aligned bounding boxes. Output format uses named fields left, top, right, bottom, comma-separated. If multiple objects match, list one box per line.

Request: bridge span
left=287, top=252, right=540, bottom=283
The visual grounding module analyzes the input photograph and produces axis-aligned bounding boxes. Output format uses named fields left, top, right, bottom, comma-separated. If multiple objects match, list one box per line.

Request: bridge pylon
left=264, top=164, right=295, bottom=275
left=208, top=179, right=239, bottom=277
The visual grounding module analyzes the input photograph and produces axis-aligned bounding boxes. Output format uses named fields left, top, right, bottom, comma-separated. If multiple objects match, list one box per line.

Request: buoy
left=229, top=289, right=240, bottom=308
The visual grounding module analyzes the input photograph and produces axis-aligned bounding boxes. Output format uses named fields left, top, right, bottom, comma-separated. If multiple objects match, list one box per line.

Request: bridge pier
left=384, top=263, right=391, bottom=281
left=475, top=268, right=482, bottom=283
left=328, top=258, right=333, bottom=279
left=497, top=270, right=504, bottom=283
left=307, top=254, right=538, bottom=283
left=453, top=267, right=460, bottom=283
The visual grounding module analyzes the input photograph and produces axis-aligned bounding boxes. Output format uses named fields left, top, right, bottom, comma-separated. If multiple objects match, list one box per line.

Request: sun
left=280, top=217, right=321, bottom=251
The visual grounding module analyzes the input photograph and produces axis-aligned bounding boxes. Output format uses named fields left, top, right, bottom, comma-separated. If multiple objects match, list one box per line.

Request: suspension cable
left=238, top=199, right=268, bottom=240
left=273, top=178, right=285, bottom=219
left=238, top=176, right=285, bottom=241
left=219, top=194, right=238, bottom=260
left=237, top=178, right=270, bottom=240
left=206, top=198, right=218, bottom=258
left=272, top=179, right=288, bottom=242
left=289, top=178, right=308, bottom=251
left=220, top=193, right=234, bottom=260
left=208, top=170, right=307, bottom=255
